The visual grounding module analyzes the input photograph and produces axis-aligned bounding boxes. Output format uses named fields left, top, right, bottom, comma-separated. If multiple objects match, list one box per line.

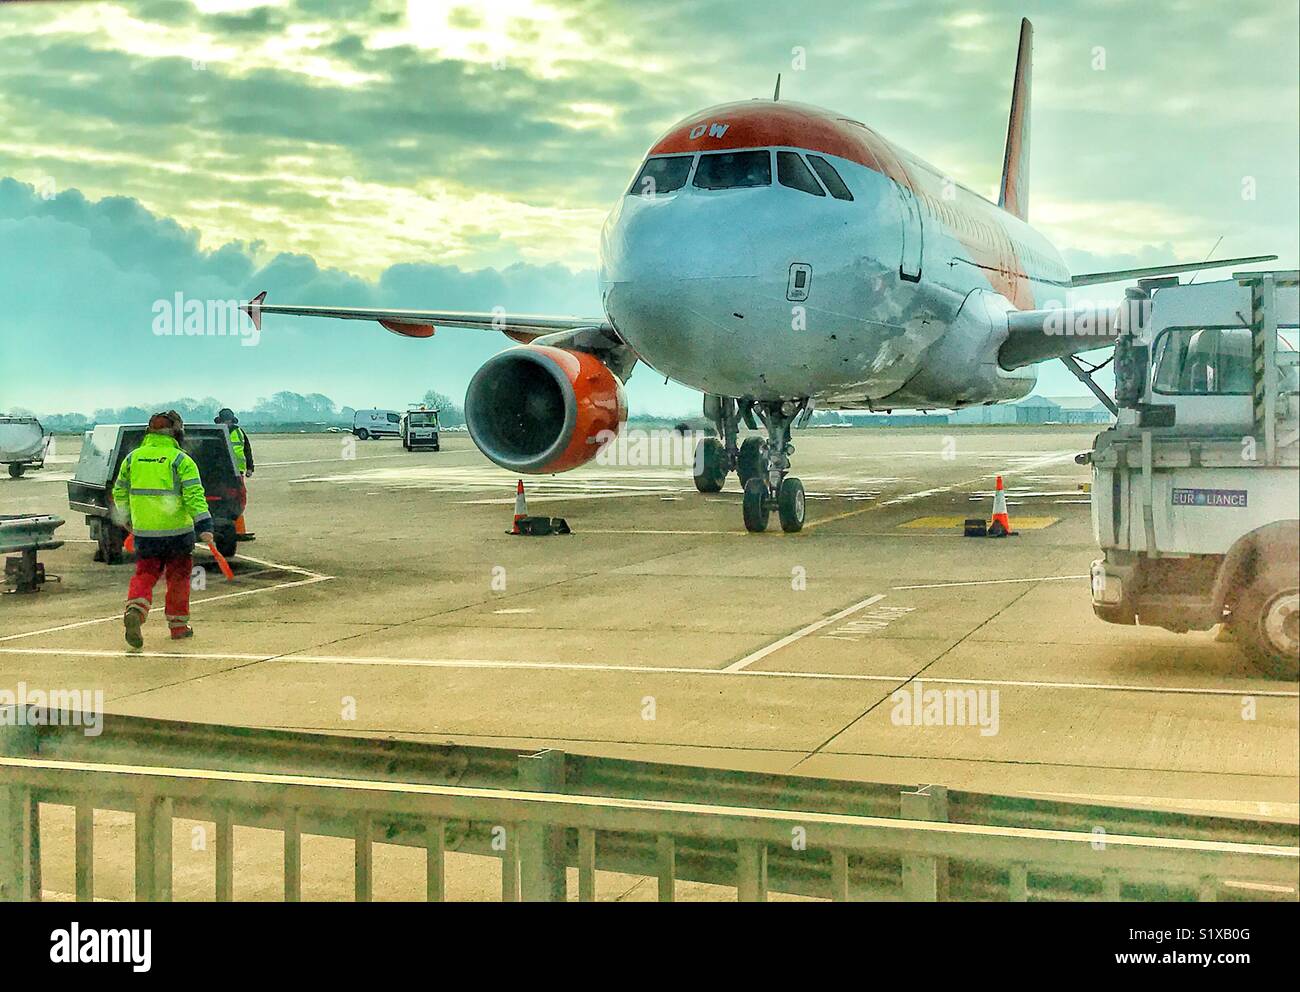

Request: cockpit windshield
left=629, top=156, right=692, bottom=196
left=693, top=150, right=771, bottom=190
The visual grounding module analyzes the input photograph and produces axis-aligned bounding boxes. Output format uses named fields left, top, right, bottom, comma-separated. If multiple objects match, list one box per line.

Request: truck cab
left=399, top=407, right=440, bottom=451
left=1087, top=271, right=1299, bottom=678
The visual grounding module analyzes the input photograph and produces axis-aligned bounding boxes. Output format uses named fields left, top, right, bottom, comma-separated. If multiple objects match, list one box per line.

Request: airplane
left=242, top=17, right=1274, bottom=533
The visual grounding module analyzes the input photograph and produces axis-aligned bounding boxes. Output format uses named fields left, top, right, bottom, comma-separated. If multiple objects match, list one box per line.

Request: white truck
left=399, top=407, right=440, bottom=451
left=1086, top=271, right=1299, bottom=679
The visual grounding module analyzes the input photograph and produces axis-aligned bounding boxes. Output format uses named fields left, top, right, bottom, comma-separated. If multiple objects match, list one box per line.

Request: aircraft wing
left=999, top=255, right=1280, bottom=369
left=240, top=290, right=611, bottom=344
left=1069, top=254, right=1276, bottom=288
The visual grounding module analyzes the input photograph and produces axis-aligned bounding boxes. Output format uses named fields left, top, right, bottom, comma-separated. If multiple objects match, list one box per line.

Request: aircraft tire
left=742, top=478, right=769, bottom=532
left=737, top=437, right=764, bottom=487
left=777, top=477, right=805, bottom=533
left=693, top=438, right=727, bottom=493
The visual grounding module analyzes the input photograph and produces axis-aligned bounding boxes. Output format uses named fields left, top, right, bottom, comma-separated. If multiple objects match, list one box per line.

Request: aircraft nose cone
left=601, top=193, right=761, bottom=284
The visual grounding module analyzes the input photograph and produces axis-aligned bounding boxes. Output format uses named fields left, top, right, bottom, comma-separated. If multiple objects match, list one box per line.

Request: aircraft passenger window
left=693, top=150, right=771, bottom=189
left=628, top=156, right=693, bottom=196
left=1152, top=326, right=1254, bottom=395
left=776, top=152, right=825, bottom=195
left=806, top=155, right=853, bottom=200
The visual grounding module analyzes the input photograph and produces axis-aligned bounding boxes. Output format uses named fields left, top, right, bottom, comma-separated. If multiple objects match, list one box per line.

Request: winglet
left=241, top=290, right=267, bottom=331
left=998, top=18, right=1032, bottom=221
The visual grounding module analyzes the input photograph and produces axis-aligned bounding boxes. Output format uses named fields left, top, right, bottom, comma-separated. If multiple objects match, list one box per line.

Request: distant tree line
left=8, top=390, right=458, bottom=433
left=8, top=388, right=709, bottom=434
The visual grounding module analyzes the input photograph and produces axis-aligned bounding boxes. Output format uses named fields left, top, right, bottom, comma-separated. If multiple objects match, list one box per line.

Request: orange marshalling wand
left=207, top=542, right=235, bottom=582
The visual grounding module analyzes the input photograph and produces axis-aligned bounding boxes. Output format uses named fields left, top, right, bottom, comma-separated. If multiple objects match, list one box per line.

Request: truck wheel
left=8, top=463, right=24, bottom=479
left=357, top=429, right=369, bottom=441
left=98, top=523, right=125, bottom=564
left=1232, top=565, right=1299, bottom=680
left=214, top=526, right=238, bottom=560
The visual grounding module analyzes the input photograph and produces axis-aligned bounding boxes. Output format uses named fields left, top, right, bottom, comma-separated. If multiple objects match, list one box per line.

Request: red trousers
left=125, top=554, right=193, bottom=630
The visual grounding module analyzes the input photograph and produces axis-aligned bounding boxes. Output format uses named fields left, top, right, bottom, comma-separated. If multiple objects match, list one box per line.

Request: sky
left=1, top=0, right=1297, bottom=416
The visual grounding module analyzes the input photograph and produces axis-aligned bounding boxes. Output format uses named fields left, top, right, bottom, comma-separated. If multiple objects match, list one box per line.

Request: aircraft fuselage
left=599, top=101, right=1069, bottom=410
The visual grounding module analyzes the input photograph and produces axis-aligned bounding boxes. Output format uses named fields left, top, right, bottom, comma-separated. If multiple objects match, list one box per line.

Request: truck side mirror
left=1114, top=340, right=1149, bottom=408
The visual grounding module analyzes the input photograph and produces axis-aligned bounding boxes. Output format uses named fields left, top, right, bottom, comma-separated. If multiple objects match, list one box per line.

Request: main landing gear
left=693, top=396, right=810, bottom=533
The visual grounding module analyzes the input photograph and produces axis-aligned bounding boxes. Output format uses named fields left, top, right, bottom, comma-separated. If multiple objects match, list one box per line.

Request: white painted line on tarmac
left=0, top=646, right=1295, bottom=698
left=0, top=555, right=333, bottom=643
left=804, top=449, right=1082, bottom=530
left=893, top=574, right=1088, bottom=590
left=723, top=594, right=888, bottom=672
left=260, top=454, right=410, bottom=467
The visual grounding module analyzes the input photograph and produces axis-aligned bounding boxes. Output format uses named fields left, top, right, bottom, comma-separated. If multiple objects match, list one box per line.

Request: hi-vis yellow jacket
left=229, top=426, right=248, bottom=473
left=111, top=433, right=213, bottom=537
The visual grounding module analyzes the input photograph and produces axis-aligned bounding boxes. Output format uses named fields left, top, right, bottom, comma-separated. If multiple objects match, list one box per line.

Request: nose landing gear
left=694, top=396, right=809, bottom=533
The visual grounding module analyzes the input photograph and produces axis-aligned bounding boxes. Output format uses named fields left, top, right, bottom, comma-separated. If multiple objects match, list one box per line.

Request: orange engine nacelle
left=464, top=345, right=627, bottom=474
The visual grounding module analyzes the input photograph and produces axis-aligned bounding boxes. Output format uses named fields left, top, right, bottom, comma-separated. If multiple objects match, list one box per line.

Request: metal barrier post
left=426, top=819, right=446, bottom=902
left=215, top=806, right=234, bottom=901
left=500, top=825, right=520, bottom=902
left=284, top=807, right=302, bottom=902
left=737, top=841, right=768, bottom=902
left=354, top=812, right=373, bottom=902
left=578, top=828, right=597, bottom=902
left=75, top=803, right=94, bottom=902
left=517, top=749, right=566, bottom=902
left=1009, top=864, right=1029, bottom=902
left=134, top=796, right=173, bottom=901
left=0, top=785, right=34, bottom=902
left=657, top=834, right=676, bottom=902
left=901, top=785, right=948, bottom=901
left=829, top=850, right=850, bottom=901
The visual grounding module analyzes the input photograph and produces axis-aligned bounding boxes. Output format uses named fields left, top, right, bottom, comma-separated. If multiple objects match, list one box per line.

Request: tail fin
left=998, top=18, right=1032, bottom=221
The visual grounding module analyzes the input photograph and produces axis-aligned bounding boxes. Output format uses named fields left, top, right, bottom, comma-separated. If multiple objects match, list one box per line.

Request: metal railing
left=2, top=711, right=1296, bottom=902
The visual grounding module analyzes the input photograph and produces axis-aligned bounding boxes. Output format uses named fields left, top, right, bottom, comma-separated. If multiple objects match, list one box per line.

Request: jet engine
left=465, top=345, right=627, bottom=474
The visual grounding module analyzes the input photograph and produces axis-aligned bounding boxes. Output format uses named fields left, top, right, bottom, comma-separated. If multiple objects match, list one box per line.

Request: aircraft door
left=895, top=185, right=923, bottom=282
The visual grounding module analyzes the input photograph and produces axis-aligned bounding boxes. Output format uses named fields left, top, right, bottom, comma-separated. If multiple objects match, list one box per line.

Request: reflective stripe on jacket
left=111, top=433, right=213, bottom=537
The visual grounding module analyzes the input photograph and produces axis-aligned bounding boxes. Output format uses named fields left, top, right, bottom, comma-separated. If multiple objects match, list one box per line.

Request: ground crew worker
left=214, top=407, right=254, bottom=538
left=111, top=411, right=213, bottom=647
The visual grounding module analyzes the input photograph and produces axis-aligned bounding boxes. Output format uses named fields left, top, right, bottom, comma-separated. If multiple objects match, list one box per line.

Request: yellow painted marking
left=901, top=515, right=1059, bottom=530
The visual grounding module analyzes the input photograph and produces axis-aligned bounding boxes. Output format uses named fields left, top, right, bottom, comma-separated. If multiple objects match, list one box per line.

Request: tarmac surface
left=2, top=426, right=1297, bottom=899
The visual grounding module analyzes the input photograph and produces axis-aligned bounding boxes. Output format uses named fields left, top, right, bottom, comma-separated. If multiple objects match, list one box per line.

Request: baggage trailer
left=1084, top=271, right=1299, bottom=678
left=0, top=514, right=64, bottom=593
left=67, top=424, right=246, bottom=564
left=0, top=416, right=50, bottom=479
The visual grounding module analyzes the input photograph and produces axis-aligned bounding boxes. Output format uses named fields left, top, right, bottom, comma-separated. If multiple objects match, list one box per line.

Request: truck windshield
left=407, top=413, right=435, bottom=426
left=1152, top=326, right=1254, bottom=395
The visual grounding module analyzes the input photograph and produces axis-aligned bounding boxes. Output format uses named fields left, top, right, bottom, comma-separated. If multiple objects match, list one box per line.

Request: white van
left=352, top=409, right=401, bottom=440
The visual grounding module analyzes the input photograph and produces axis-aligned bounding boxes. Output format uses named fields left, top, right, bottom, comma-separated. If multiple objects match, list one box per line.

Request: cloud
left=0, top=178, right=697, bottom=416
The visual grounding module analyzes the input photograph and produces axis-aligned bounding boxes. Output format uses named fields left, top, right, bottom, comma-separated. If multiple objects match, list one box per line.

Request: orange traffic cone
left=510, top=480, right=528, bottom=534
left=988, top=475, right=1015, bottom=537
